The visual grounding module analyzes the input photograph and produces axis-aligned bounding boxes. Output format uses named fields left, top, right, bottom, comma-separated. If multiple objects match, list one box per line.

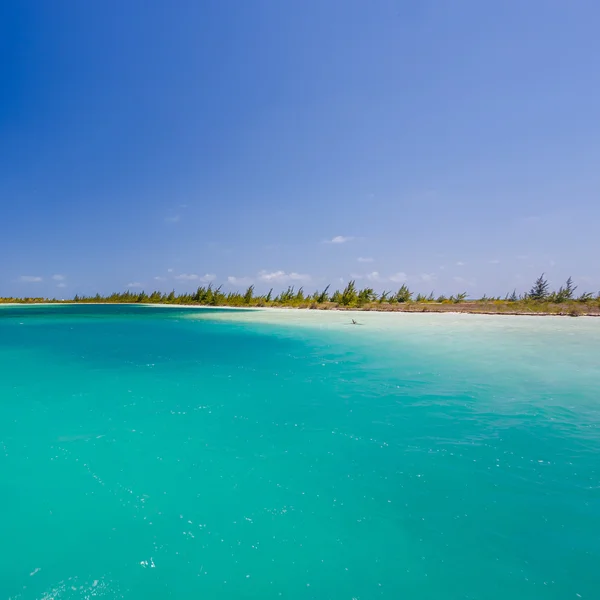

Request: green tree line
left=2, top=274, right=598, bottom=312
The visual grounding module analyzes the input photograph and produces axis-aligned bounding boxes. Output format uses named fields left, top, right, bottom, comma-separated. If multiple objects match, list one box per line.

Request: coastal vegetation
left=2, top=274, right=599, bottom=315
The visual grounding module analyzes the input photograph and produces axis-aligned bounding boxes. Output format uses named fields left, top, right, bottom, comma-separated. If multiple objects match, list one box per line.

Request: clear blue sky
left=2, top=0, right=599, bottom=298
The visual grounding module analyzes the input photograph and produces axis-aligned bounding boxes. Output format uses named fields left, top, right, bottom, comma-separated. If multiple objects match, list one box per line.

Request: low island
left=3, top=274, right=599, bottom=316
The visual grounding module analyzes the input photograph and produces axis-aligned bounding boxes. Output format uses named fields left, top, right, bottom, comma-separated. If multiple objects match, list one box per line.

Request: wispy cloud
left=174, top=273, right=216, bottom=283
left=226, top=270, right=310, bottom=287
left=389, top=272, right=407, bottom=283
left=357, top=257, right=373, bottom=263
left=154, top=276, right=166, bottom=281
left=419, top=273, right=436, bottom=283
left=52, top=274, right=66, bottom=281
left=453, top=276, right=476, bottom=287
left=165, top=215, right=180, bottom=224
left=227, top=276, right=253, bottom=286
left=489, top=259, right=501, bottom=264
left=127, top=282, right=143, bottom=288
left=456, top=261, right=465, bottom=266
left=352, top=271, right=407, bottom=284
left=167, top=268, right=174, bottom=273
left=57, top=283, right=67, bottom=288
left=19, top=275, right=42, bottom=283
left=258, top=270, right=311, bottom=284
left=325, top=235, right=354, bottom=244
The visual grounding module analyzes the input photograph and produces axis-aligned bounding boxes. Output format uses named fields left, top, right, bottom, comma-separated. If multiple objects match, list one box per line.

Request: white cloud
left=167, top=268, right=174, bottom=273
left=174, top=273, right=216, bottom=283
left=258, top=270, right=311, bottom=284
left=420, top=273, right=436, bottom=283
left=52, top=274, right=66, bottom=281
left=174, top=273, right=199, bottom=281
left=57, top=283, right=67, bottom=288
left=456, top=261, right=465, bottom=266
left=165, top=215, right=180, bottom=223
left=227, top=271, right=310, bottom=287
left=389, top=272, right=407, bottom=283
left=127, top=282, right=143, bottom=288
left=351, top=271, right=407, bottom=284
left=489, top=259, right=501, bottom=264
left=357, top=257, right=374, bottom=263
left=325, top=235, right=354, bottom=244
left=453, top=276, right=476, bottom=287
left=154, top=276, right=166, bottom=281
left=19, top=275, right=42, bottom=283
left=227, top=276, right=253, bottom=286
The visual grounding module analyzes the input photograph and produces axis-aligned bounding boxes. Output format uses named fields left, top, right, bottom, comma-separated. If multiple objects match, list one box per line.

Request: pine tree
left=331, top=290, right=342, bottom=304
left=341, top=281, right=358, bottom=306
left=316, top=285, right=330, bottom=303
left=395, top=284, right=412, bottom=303
left=555, top=276, right=577, bottom=302
left=528, top=273, right=549, bottom=300
left=243, top=285, right=254, bottom=304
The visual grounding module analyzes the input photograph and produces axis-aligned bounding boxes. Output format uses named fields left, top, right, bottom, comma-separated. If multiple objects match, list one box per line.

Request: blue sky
left=1, top=1, right=599, bottom=298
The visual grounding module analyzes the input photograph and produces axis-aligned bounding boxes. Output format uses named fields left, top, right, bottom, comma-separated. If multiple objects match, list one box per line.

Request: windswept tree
left=553, top=276, right=577, bottom=302
left=451, top=292, right=467, bottom=304
left=276, top=286, right=295, bottom=303
left=528, top=273, right=549, bottom=301
left=211, top=285, right=225, bottom=305
left=331, top=289, right=343, bottom=304
left=357, top=287, right=377, bottom=305
left=341, top=280, right=358, bottom=306
left=394, top=284, right=412, bottom=303
left=315, top=285, right=330, bottom=303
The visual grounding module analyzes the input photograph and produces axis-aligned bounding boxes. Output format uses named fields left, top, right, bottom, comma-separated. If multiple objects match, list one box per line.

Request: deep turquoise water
left=1, top=305, right=599, bottom=599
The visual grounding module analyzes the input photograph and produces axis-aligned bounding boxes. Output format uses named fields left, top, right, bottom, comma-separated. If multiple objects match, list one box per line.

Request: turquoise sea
left=1, top=304, right=599, bottom=599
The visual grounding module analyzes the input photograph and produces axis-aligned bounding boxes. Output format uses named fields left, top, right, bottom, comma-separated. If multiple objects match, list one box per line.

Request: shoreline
left=2, top=301, right=600, bottom=317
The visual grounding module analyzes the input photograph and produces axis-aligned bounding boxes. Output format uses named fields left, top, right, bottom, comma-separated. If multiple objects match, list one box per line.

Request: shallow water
left=1, top=305, right=599, bottom=599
